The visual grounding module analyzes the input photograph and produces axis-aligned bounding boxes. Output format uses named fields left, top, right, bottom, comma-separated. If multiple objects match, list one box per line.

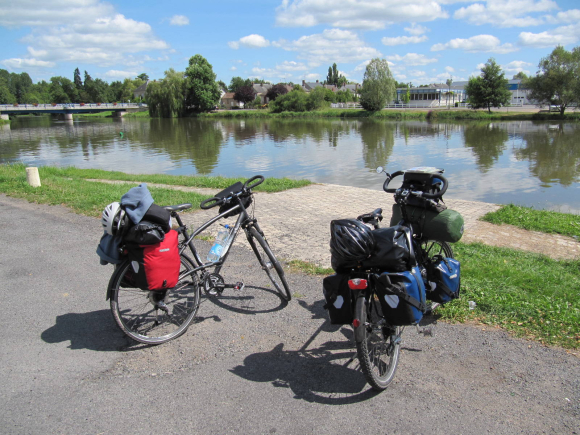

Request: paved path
left=177, top=183, right=580, bottom=267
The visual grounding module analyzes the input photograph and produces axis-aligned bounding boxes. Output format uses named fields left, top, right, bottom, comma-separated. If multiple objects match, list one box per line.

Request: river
left=1, top=116, right=579, bottom=213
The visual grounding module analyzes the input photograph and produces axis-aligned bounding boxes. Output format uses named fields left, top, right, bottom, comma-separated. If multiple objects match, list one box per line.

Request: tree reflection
left=265, top=119, right=355, bottom=147
left=515, top=123, right=580, bottom=186
left=462, top=122, right=508, bottom=172
left=358, top=120, right=395, bottom=169
left=147, top=118, right=224, bottom=174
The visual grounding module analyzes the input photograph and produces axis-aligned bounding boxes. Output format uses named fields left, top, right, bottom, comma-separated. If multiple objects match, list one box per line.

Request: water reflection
left=462, top=122, right=508, bottom=172
left=1, top=116, right=579, bottom=211
left=515, top=122, right=580, bottom=186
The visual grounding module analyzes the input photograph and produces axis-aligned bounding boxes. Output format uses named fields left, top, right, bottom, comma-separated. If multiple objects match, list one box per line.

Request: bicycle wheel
left=247, top=227, right=292, bottom=301
left=355, top=296, right=401, bottom=391
left=421, top=240, right=453, bottom=259
left=109, top=254, right=200, bottom=345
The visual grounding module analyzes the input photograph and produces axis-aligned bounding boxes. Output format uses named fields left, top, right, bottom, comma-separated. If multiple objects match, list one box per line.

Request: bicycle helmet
left=330, top=219, right=375, bottom=261
left=102, top=202, right=125, bottom=236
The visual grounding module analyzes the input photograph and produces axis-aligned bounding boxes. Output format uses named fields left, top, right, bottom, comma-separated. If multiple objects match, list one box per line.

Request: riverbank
left=1, top=164, right=578, bottom=349
left=74, top=107, right=580, bottom=121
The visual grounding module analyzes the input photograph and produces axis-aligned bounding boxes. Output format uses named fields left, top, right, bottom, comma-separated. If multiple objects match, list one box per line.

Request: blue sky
left=1, top=0, right=580, bottom=86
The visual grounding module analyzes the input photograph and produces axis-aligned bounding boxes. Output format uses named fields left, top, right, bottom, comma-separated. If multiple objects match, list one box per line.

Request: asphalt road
left=1, top=194, right=578, bottom=434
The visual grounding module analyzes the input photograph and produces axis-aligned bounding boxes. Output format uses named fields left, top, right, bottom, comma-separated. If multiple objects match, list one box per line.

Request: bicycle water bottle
left=207, top=225, right=231, bottom=262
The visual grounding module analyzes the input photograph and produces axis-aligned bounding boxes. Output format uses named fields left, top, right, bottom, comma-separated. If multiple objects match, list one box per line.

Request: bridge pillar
left=113, top=110, right=126, bottom=118
left=0, top=114, right=9, bottom=121
left=63, top=113, right=73, bottom=121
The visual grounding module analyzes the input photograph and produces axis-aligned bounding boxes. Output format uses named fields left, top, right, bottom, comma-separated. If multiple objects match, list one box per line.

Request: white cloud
left=382, top=35, right=428, bottom=46
left=275, top=0, right=448, bottom=30
left=229, top=34, right=271, bottom=49
left=169, top=15, right=189, bottom=26
left=1, top=58, right=55, bottom=69
left=0, top=2, right=170, bottom=71
left=502, top=60, right=533, bottom=76
left=0, top=0, right=115, bottom=27
left=431, top=35, right=518, bottom=53
left=405, top=23, right=429, bottom=36
left=545, top=9, right=580, bottom=24
left=251, top=60, right=309, bottom=80
left=518, top=24, right=580, bottom=47
left=273, top=29, right=382, bottom=64
left=454, top=0, right=558, bottom=28
left=385, top=53, right=438, bottom=66
left=104, top=70, right=139, bottom=79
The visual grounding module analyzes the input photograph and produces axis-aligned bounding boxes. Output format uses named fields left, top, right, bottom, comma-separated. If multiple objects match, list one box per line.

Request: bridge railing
left=0, top=103, right=146, bottom=111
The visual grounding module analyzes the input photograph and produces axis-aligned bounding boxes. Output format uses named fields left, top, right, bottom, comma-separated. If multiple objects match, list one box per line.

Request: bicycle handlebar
left=383, top=170, right=448, bottom=199
left=199, top=175, right=265, bottom=210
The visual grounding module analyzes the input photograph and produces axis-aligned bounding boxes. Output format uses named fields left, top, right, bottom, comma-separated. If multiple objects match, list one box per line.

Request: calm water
left=1, top=116, right=579, bottom=213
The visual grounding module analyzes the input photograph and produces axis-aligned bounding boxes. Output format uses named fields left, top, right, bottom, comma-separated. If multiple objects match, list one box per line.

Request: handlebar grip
left=243, top=175, right=265, bottom=190
left=383, top=171, right=404, bottom=193
left=199, top=197, right=223, bottom=210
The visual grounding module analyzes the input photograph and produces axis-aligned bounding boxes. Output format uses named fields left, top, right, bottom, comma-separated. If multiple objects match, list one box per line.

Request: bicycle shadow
left=230, top=299, right=382, bottom=404
left=41, top=309, right=139, bottom=351
left=201, top=285, right=288, bottom=315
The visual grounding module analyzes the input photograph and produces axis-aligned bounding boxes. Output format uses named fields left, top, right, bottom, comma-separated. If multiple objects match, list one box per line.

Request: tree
left=234, top=85, right=256, bottom=108
left=49, top=76, right=78, bottom=103
left=269, top=88, right=309, bottom=113
left=184, top=54, right=221, bottom=112
left=513, top=71, right=529, bottom=80
left=325, top=63, right=347, bottom=87
left=265, top=84, right=288, bottom=102
left=401, top=84, right=410, bottom=105
left=464, top=58, right=511, bottom=113
left=74, top=68, right=83, bottom=90
left=359, top=58, right=396, bottom=111
left=137, top=73, right=149, bottom=81
left=526, top=45, right=580, bottom=116
left=217, top=80, right=228, bottom=93
left=445, top=78, right=453, bottom=108
left=228, top=76, right=252, bottom=93
left=146, top=68, right=186, bottom=117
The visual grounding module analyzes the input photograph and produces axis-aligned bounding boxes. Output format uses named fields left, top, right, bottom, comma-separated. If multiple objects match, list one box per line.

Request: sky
left=1, top=0, right=580, bottom=87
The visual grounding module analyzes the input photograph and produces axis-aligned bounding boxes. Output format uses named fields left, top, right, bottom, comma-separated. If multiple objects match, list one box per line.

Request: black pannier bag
left=123, top=220, right=166, bottom=245
left=331, top=226, right=410, bottom=273
left=215, top=181, right=253, bottom=218
left=142, top=203, right=172, bottom=233
left=322, top=274, right=354, bottom=325
left=426, top=256, right=461, bottom=304
left=126, top=230, right=181, bottom=291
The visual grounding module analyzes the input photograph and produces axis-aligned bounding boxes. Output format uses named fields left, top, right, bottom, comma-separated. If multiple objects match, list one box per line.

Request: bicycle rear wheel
left=355, top=296, right=401, bottom=391
left=109, top=255, right=200, bottom=345
left=247, top=227, right=292, bottom=301
left=421, top=240, right=453, bottom=259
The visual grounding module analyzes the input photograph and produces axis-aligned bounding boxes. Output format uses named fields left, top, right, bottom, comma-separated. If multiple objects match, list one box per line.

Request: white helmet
left=102, top=202, right=124, bottom=236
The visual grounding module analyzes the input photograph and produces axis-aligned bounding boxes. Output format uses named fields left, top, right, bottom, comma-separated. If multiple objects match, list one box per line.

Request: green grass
left=0, top=163, right=310, bottom=217
left=440, top=242, right=580, bottom=349
left=482, top=204, right=580, bottom=238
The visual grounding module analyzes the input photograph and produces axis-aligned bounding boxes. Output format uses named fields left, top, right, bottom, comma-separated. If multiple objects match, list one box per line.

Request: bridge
left=0, top=103, right=146, bottom=120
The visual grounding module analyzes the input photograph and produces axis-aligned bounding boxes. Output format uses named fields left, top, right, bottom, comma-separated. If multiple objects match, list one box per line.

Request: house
left=253, top=83, right=272, bottom=105
left=220, top=92, right=243, bottom=109
left=133, top=80, right=149, bottom=100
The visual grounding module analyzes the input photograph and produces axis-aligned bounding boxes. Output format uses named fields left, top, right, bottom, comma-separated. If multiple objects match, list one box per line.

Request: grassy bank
left=482, top=204, right=580, bottom=238
left=74, top=108, right=580, bottom=121
left=0, top=164, right=310, bottom=217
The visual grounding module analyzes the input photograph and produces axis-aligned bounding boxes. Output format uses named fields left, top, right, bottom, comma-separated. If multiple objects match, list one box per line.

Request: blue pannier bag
left=375, top=266, right=427, bottom=326
left=427, top=256, right=461, bottom=304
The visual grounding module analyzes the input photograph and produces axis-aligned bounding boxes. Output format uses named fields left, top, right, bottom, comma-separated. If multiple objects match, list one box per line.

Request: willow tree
left=359, top=58, right=396, bottom=111
left=146, top=68, right=186, bottom=118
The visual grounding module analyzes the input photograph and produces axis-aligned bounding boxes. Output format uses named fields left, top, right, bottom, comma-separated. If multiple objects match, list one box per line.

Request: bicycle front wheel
left=247, top=227, right=292, bottom=301
left=109, top=255, right=200, bottom=345
left=355, top=296, right=401, bottom=391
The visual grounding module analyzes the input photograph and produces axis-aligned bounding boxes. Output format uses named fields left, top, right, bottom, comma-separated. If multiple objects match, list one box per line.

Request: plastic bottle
left=207, top=225, right=231, bottom=262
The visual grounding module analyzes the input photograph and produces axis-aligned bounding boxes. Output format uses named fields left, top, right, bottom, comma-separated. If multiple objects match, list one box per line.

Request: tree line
left=2, top=46, right=580, bottom=116
left=0, top=68, right=148, bottom=105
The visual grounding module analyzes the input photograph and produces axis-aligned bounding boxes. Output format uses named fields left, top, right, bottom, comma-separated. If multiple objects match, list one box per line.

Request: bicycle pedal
left=415, top=325, right=433, bottom=336
left=233, top=282, right=245, bottom=291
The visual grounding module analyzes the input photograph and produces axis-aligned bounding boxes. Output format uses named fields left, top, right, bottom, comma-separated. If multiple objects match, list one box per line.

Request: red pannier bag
left=127, top=230, right=181, bottom=291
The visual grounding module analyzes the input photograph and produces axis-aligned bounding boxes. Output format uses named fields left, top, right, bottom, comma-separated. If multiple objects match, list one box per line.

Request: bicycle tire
left=421, top=240, right=453, bottom=259
left=247, top=227, right=292, bottom=301
left=109, top=254, right=200, bottom=345
left=354, top=296, right=401, bottom=391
